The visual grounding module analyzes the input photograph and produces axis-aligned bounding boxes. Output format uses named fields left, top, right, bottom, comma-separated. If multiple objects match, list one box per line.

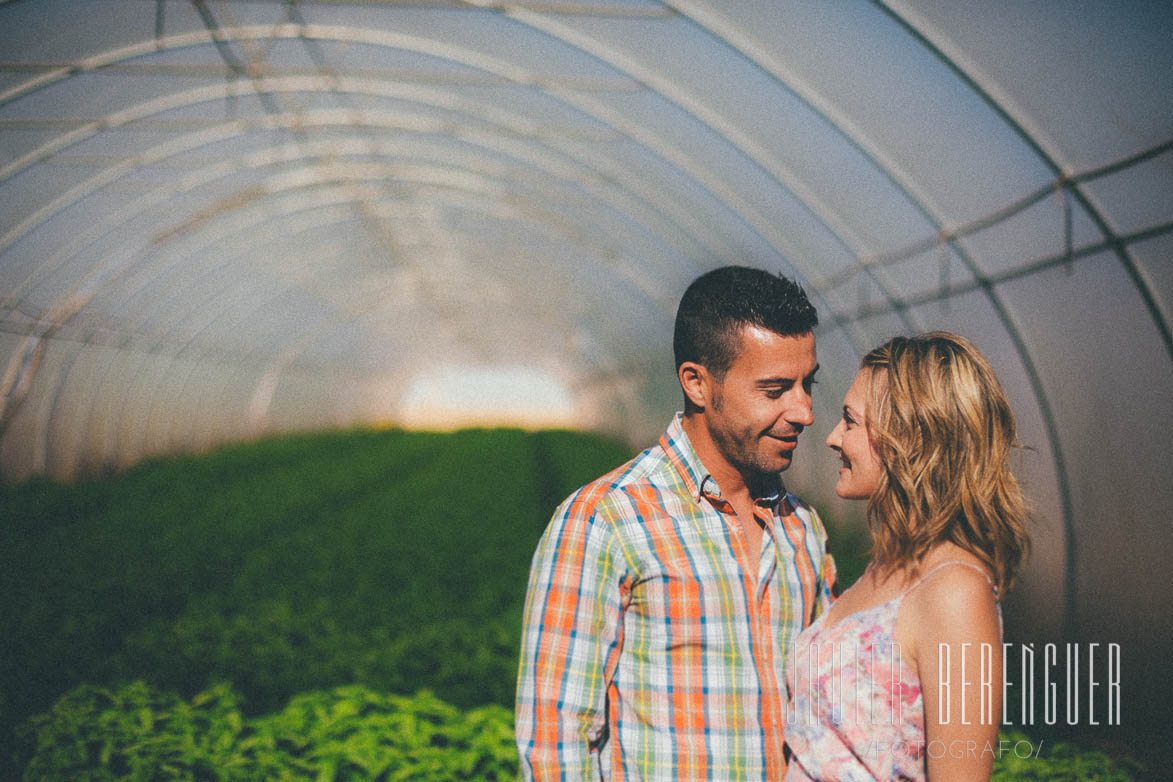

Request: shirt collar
left=660, top=412, right=786, bottom=507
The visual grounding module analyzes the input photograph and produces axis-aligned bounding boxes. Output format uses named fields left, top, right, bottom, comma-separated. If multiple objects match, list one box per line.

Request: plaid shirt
left=516, top=414, right=837, bottom=781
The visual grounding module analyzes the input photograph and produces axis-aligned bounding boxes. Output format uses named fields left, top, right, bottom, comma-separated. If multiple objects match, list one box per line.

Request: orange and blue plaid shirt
left=516, top=414, right=837, bottom=781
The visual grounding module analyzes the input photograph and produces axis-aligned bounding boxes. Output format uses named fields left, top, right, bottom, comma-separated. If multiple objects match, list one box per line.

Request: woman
left=785, top=332, right=1030, bottom=782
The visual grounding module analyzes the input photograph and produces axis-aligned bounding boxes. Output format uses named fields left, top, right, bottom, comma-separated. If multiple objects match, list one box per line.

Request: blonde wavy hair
left=861, top=331, right=1030, bottom=593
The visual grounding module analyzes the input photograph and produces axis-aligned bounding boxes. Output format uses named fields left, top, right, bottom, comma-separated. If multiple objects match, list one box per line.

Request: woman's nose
left=826, top=420, right=843, bottom=450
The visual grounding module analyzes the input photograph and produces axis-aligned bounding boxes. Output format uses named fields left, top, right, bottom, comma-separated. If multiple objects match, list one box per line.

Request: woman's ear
left=678, top=361, right=710, bottom=410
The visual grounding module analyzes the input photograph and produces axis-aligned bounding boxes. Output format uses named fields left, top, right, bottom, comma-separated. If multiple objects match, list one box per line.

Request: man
left=515, top=266, right=838, bottom=781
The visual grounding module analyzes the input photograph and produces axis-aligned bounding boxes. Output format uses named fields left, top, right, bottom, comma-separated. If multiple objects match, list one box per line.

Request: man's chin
left=765, top=446, right=796, bottom=473
left=747, top=454, right=792, bottom=478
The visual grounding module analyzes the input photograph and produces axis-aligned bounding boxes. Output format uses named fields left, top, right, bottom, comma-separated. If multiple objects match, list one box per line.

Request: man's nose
left=787, top=391, right=815, bottom=428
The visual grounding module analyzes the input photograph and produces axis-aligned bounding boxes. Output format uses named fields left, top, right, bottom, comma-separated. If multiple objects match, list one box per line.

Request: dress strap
left=903, top=560, right=997, bottom=600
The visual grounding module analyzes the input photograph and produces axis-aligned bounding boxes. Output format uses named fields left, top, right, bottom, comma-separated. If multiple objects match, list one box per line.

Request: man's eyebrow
left=754, top=364, right=820, bottom=386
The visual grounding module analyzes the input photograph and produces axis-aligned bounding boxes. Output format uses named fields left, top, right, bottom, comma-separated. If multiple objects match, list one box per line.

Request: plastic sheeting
left=1, top=0, right=1170, bottom=743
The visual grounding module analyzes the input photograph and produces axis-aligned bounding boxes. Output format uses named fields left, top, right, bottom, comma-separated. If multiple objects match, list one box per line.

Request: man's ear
left=678, top=361, right=710, bottom=410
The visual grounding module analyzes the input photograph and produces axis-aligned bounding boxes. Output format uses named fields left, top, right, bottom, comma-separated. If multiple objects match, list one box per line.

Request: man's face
left=705, top=326, right=818, bottom=480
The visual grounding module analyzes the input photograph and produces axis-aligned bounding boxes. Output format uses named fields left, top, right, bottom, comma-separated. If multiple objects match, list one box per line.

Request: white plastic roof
left=1, top=0, right=1171, bottom=730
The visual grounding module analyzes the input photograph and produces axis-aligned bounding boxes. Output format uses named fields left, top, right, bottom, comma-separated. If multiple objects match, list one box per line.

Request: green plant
left=18, top=681, right=247, bottom=781
left=992, top=729, right=1143, bottom=781
left=245, top=687, right=517, bottom=781
left=22, top=681, right=1146, bottom=782
left=19, top=681, right=519, bottom=782
left=0, top=426, right=632, bottom=776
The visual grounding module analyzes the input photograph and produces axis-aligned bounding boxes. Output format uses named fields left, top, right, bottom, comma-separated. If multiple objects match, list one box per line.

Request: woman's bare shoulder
left=897, top=546, right=999, bottom=652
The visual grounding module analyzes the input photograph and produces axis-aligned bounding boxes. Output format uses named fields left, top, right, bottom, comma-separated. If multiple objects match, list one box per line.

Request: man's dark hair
left=673, top=265, right=817, bottom=377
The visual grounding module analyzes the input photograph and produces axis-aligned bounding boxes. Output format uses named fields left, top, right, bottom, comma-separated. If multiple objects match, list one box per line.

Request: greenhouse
left=1, top=1, right=1168, bottom=779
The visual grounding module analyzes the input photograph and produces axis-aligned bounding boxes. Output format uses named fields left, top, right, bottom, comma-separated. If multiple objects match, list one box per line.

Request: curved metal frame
left=655, top=0, right=1094, bottom=640
left=0, top=0, right=1163, bottom=566
left=0, top=22, right=848, bottom=323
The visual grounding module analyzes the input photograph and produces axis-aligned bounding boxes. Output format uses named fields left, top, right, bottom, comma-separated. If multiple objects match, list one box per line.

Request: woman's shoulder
left=913, top=544, right=994, bottom=590
left=897, top=546, right=1000, bottom=646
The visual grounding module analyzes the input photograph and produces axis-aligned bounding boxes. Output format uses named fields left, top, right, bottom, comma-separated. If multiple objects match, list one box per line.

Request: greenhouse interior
left=1, top=1, right=1169, bottom=779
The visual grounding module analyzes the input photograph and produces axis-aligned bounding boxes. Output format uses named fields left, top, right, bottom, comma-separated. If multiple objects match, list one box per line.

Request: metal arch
left=0, top=12, right=880, bottom=350
left=873, top=0, right=1173, bottom=361
left=95, top=343, right=155, bottom=472
left=160, top=159, right=682, bottom=306
left=815, top=137, right=1173, bottom=291
left=2, top=7, right=1097, bottom=391
left=6, top=168, right=694, bottom=429
left=0, top=12, right=861, bottom=449
left=0, top=20, right=846, bottom=340
left=131, top=339, right=191, bottom=463
left=653, top=0, right=1083, bottom=640
left=0, top=4, right=1154, bottom=529
left=113, top=214, right=569, bottom=369
left=140, top=208, right=607, bottom=433
left=2, top=37, right=835, bottom=342
left=0, top=81, right=741, bottom=309
left=869, top=0, right=1170, bottom=644
left=20, top=331, right=67, bottom=474
left=72, top=323, right=155, bottom=475
left=0, top=120, right=687, bottom=330
left=826, top=220, right=1173, bottom=324
left=0, top=75, right=622, bottom=187
left=502, top=8, right=912, bottom=346
left=651, top=3, right=1070, bottom=329
left=107, top=172, right=680, bottom=365
left=95, top=180, right=645, bottom=376
left=259, top=18, right=851, bottom=318
left=2, top=121, right=694, bottom=337
left=0, top=23, right=632, bottom=109
left=98, top=345, right=180, bottom=474
left=0, top=182, right=661, bottom=419
left=35, top=329, right=89, bottom=476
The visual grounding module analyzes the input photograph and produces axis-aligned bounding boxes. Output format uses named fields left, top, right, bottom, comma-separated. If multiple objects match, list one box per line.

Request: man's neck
left=681, top=411, right=753, bottom=504
left=681, top=411, right=770, bottom=576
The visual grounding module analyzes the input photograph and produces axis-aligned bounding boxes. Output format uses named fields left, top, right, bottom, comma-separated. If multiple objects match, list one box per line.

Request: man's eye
left=765, top=389, right=784, bottom=399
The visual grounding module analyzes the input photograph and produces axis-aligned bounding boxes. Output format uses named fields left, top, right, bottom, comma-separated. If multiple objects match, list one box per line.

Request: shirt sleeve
left=806, top=504, right=839, bottom=618
left=515, top=488, right=631, bottom=782
left=818, top=550, right=839, bottom=616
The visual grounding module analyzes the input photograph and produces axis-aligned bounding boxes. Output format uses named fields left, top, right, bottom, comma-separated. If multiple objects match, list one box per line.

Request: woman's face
left=826, top=369, right=885, bottom=500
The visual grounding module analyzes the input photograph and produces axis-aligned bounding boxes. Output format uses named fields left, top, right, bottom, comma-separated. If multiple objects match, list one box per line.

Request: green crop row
left=0, top=427, right=633, bottom=776
left=18, top=680, right=1142, bottom=781
left=19, top=681, right=517, bottom=781
left=15, top=424, right=1126, bottom=780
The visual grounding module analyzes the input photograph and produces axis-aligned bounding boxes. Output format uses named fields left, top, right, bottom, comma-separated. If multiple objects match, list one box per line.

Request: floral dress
left=783, top=562, right=997, bottom=782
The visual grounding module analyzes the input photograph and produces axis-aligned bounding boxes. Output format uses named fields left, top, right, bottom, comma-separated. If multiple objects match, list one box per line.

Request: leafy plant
left=20, top=682, right=1143, bottom=782
left=18, top=681, right=247, bottom=781
left=0, top=426, right=631, bottom=775
left=13, top=425, right=1136, bottom=780
left=992, top=730, right=1144, bottom=782
left=19, top=682, right=518, bottom=782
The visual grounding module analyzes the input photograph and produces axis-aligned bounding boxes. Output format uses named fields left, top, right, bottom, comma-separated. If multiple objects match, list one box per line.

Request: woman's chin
left=834, top=481, right=867, bottom=501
